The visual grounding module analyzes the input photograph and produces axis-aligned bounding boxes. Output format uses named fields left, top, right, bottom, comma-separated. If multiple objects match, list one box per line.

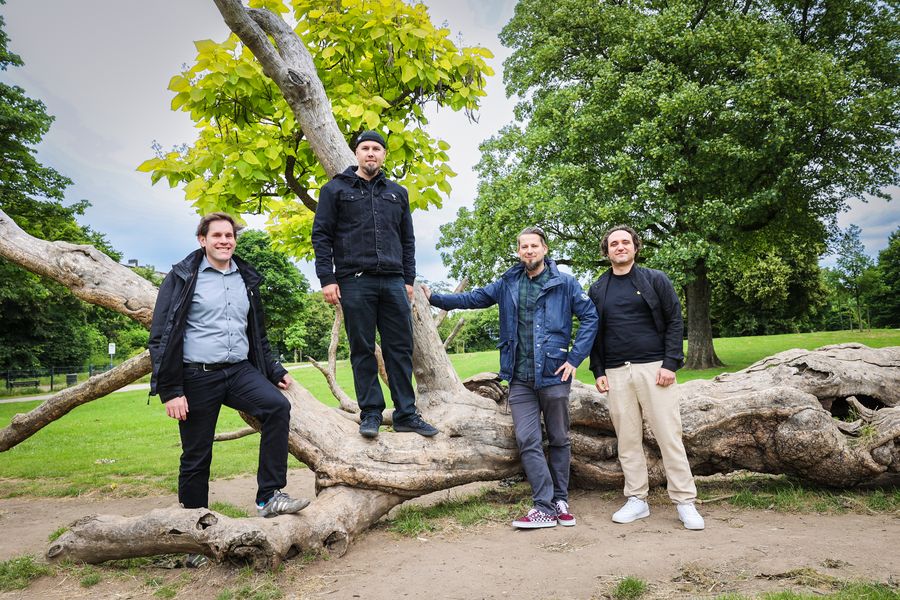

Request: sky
left=2, top=0, right=896, bottom=287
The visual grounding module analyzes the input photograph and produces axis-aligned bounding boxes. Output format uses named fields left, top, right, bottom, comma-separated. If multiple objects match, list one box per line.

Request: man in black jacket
left=149, top=213, right=308, bottom=518
left=589, top=225, right=704, bottom=530
left=311, top=130, right=437, bottom=439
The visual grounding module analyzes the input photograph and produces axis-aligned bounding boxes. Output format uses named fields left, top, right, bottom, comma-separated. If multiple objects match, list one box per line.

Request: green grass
left=698, top=474, right=900, bottom=515
left=1, top=329, right=896, bottom=498
left=0, top=390, right=302, bottom=497
left=713, top=582, right=900, bottom=599
left=612, top=576, right=648, bottom=599
left=0, top=555, right=52, bottom=591
left=79, top=565, right=102, bottom=587
left=386, top=485, right=530, bottom=536
left=210, top=500, right=250, bottom=518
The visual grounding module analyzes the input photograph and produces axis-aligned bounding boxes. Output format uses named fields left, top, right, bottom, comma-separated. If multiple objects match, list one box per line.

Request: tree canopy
left=138, top=0, right=494, bottom=260
left=438, top=0, right=899, bottom=368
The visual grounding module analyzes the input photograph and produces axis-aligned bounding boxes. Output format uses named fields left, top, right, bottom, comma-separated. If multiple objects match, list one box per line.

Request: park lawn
left=0, top=391, right=277, bottom=498
left=0, top=329, right=896, bottom=497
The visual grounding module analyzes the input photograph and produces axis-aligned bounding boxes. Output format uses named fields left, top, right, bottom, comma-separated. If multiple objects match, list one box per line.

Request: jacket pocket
left=542, top=346, right=569, bottom=377
left=496, top=339, right=512, bottom=375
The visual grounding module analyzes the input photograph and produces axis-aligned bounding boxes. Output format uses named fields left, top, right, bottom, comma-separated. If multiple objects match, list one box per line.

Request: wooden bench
left=8, top=380, right=39, bottom=389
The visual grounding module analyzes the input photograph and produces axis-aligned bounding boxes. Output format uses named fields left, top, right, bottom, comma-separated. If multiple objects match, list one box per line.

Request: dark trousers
left=508, top=379, right=572, bottom=515
left=339, top=274, right=416, bottom=423
left=180, top=361, right=291, bottom=508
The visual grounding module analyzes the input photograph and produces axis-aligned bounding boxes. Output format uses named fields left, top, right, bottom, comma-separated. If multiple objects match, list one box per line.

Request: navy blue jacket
left=148, top=249, right=288, bottom=402
left=588, top=265, right=684, bottom=377
left=429, top=259, right=599, bottom=389
left=312, top=166, right=416, bottom=287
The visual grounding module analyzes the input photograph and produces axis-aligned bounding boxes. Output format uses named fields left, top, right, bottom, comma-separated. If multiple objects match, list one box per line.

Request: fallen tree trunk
left=46, top=340, right=900, bottom=566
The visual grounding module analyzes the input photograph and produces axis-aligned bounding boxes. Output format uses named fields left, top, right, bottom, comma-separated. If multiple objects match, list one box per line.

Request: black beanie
left=353, top=130, right=386, bottom=150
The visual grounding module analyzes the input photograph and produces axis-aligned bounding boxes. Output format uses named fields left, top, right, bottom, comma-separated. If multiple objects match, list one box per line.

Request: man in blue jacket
left=312, top=130, right=437, bottom=439
left=423, top=227, right=599, bottom=528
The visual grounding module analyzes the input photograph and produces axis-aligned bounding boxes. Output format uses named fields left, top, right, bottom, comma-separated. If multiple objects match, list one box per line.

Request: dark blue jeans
left=180, top=361, right=291, bottom=508
left=508, top=379, right=572, bottom=515
left=339, top=274, right=416, bottom=423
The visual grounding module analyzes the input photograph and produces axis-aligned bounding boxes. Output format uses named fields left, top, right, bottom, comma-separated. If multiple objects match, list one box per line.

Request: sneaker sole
left=612, top=508, right=650, bottom=524
left=392, top=425, right=439, bottom=437
left=680, top=520, right=705, bottom=530
left=512, top=521, right=557, bottom=529
left=557, top=518, right=576, bottom=527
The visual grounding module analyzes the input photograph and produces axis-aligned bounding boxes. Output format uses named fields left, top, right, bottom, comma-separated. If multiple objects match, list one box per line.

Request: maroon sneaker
left=555, top=500, right=576, bottom=527
left=512, top=508, right=557, bottom=529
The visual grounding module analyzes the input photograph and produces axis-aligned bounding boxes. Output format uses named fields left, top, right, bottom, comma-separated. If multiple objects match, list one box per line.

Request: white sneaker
left=676, top=502, right=705, bottom=530
left=612, top=496, right=650, bottom=523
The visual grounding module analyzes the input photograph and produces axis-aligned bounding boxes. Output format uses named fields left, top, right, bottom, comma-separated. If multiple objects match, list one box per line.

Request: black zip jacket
left=148, top=249, right=288, bottom=402
left=588, top=265, right=684, bottom=377
left=311, top=166, right=416, bottom=287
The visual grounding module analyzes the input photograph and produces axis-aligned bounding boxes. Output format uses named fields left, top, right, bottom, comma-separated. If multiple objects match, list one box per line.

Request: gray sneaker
left=257, top=490, right=310, bottom=518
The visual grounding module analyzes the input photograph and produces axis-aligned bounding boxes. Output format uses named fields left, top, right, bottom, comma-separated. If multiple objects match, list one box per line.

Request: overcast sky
left=2, top=0, right=896, bottom=287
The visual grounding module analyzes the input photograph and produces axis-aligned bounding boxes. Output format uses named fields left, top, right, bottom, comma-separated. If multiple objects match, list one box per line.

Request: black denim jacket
left=312, top=166, right=416, bottom=287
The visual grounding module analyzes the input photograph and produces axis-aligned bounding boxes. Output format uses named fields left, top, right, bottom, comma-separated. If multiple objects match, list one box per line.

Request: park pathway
left=0, top=363, right=310, bottom=404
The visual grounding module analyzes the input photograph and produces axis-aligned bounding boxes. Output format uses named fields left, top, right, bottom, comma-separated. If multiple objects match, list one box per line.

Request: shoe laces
left=555, top=500, right=569, bottom=514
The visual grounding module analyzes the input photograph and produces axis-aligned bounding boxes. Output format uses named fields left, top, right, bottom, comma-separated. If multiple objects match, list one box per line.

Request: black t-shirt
left=602, top=271, right=665, bottom=368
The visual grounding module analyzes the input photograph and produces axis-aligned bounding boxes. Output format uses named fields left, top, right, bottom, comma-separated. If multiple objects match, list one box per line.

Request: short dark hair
left=600, top=225, right=641, bottom=257
left=517, top=226, right=548, bottom=247
left=196, top=212, right=243, bottom=237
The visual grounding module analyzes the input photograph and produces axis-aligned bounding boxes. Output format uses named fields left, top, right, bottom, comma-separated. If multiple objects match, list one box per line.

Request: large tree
left=138, top=0, right=494, bottom=259
left=438, top=0, right=899, bottom=369
left=869, top=227, right=900, bottom=328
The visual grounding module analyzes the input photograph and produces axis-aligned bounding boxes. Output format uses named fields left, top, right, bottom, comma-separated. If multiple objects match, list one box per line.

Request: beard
left=361, top=163, right=380, bottom=178
left=523, top=258, right=543, bottom=273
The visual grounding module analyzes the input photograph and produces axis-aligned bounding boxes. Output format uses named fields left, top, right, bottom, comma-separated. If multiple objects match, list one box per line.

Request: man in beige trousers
left=588, top=225, right=704, bottom=530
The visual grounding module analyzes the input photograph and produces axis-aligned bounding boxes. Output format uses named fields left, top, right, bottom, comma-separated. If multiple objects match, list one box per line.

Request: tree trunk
left=683, top=261, right=723, bottom=370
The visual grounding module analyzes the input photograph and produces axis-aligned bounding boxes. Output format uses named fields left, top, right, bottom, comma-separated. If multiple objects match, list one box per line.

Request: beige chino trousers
left=606, top=360, right=697, bottom=504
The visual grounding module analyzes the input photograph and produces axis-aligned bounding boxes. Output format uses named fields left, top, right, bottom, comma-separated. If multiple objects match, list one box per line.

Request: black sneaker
left=359, top=415, right=381, bottom=438
left=393, top=414, right=439, bottom=437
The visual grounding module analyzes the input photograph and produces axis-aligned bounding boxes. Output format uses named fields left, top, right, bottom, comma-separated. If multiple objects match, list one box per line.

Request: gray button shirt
left=182, top=255, right=250, bottom=363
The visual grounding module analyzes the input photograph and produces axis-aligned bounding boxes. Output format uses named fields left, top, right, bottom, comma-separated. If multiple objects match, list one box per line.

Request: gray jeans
left=509, top=379, right=572, bottom=514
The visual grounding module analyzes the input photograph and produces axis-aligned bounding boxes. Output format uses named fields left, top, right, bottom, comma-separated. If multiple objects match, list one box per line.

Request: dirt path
left=1, top=472, right=897, bottom=599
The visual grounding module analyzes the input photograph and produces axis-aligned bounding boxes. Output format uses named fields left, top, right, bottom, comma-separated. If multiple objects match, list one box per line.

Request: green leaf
left=167, top=75, right=190, bottom=93
left=242, top=151, right=262, bottom=166
left=363, top=110, right=380, bottom=129
left=401, top=63, right=417, bottom=84
left=184, top=177, right=206, bottom=200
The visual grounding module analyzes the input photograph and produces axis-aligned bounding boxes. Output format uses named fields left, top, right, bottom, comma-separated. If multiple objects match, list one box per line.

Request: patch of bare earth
left=1, top=472, right=897, bottom=599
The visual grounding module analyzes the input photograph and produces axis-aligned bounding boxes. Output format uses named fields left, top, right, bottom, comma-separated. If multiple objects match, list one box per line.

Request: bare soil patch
left=1, top=472, right=897, bottom=599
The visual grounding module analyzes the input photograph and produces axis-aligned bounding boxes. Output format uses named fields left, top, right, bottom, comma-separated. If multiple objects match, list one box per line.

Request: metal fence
left=3, top=364, right=114, bottom=393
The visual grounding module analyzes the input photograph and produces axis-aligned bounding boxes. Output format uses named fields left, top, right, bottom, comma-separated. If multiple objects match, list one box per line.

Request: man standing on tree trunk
left=588, top=225, right=704, bottom=530
left=149, top=213, right=309, bottom=519
left=422, top=227, right=598, bottom=529
left=312, top=130, right=438, bottom=439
